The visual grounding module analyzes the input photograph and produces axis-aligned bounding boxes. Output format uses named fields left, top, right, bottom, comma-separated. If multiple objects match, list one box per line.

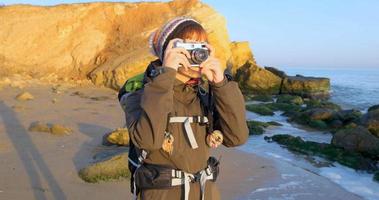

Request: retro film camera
left=174, top=41, right=209, bottom=67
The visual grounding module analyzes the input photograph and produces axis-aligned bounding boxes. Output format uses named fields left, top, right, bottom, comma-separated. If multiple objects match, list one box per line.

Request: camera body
left=174, top=42, right=209, bottom=67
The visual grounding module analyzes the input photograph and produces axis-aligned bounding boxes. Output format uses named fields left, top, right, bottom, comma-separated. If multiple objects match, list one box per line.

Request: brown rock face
left=0, top=0, right=231, bottom=90
left=281, top=75, right=330, bottom=99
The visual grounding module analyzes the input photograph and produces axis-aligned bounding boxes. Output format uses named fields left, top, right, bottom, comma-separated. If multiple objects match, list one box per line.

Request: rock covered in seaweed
left=79, top=153, right=130, bottom=183
left=266, top=134, right=377, bottom=171
left=360, top=107, right=379, bottom=137
left=331, top=126, right=379, bottom=157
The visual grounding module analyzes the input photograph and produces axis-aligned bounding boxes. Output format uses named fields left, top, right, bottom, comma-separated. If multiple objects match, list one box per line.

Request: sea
left=239, top=68, right=379, bottom=200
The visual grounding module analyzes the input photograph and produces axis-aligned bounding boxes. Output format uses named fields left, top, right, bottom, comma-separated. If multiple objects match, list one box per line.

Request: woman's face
left=176, top=38, right=206, bottom=79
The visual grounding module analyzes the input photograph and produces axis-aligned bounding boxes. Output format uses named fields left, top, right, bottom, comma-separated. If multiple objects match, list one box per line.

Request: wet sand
left=0, top=84, right=363, bottom=200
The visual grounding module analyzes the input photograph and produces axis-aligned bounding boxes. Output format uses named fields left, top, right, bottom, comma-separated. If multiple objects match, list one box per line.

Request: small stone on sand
left=15, top=91, right=34, bottom=101
left=28, top=121, right=72, bottom=136
left=29, top=121, right=51, bottom=133
left=50, top=124, right=73, bottom=136
left=106, top=128, right=130, bottom=146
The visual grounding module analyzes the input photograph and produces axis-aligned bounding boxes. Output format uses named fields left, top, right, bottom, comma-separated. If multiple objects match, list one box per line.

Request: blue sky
left=2, top=0, right=379, bottom=69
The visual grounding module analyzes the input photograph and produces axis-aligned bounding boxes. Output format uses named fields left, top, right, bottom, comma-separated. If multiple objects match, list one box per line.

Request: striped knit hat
left=148, top=16, right=203, bottom=61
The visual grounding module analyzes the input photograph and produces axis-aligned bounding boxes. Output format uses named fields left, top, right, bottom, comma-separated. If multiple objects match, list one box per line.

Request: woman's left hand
left=200, top=44, right=224, bottom=83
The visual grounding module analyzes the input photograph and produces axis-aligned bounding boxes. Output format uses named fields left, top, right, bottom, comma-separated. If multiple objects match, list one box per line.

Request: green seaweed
left=265, top=134, right=377, bottom=171
left=246, top=104, right=274, bottom=116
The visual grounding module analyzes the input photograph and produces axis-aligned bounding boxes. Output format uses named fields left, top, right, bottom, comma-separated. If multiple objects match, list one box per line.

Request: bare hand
left=200, top=44, right=224, bottom=83
left=162, top=39, right=191, bottom=71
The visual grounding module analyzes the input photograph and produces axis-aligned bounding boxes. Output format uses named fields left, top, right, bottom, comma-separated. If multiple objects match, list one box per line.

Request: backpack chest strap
left=169, top=116, right=209, bottom=149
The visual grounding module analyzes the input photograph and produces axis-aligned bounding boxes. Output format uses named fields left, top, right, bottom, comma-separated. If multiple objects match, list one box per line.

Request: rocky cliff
left=0, top=0, right=236, bottom=89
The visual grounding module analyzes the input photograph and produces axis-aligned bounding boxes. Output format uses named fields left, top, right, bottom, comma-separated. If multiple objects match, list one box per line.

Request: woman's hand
left=200, top=44, right=224, bottom=83
left=162, top=39, right=191, bottom=71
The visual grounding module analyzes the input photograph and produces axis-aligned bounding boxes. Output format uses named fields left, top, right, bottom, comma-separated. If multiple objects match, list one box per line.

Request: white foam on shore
left=320, top=164, right=379, bottom=200
left=251, top=181, right=302, bottom=194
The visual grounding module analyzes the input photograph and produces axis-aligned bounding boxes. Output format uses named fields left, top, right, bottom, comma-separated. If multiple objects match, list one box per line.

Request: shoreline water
left=241, top=110, right=379, bottom=200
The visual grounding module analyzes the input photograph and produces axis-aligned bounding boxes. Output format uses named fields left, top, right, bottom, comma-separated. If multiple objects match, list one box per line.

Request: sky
left=2, top=0, right=379, bottom=69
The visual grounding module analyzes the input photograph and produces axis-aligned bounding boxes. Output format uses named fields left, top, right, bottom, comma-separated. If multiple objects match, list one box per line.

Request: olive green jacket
left=124, top=61, right=248, bottom=199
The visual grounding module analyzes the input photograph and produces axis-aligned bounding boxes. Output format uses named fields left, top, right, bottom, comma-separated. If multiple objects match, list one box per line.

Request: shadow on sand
left=0, top=100, right=66, bottom=200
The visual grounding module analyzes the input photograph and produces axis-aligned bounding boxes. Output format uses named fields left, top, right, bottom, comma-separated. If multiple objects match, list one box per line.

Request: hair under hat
left=148, top=16, right=203, bottom=61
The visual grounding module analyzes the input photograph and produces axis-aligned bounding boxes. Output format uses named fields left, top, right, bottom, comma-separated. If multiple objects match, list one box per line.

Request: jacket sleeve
left=210, top=77, right=249, bottom=147
left=124, top=67, right=176, bottom=151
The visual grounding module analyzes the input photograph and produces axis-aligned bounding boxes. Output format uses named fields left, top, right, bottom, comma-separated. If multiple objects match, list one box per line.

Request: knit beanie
left=148, top=16, right=203, bottom=61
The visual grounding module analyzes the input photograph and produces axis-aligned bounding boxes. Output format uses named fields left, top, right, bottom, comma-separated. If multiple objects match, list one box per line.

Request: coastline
left=0, top=84, right=363, bottom=199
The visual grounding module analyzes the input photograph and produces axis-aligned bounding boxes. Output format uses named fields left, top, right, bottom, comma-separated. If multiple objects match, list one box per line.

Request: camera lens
left=191, top=49, right=209, bottom=64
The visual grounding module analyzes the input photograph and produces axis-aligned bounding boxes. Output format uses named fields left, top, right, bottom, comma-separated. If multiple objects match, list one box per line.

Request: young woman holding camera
left=121, top=16, right=248, bottom=200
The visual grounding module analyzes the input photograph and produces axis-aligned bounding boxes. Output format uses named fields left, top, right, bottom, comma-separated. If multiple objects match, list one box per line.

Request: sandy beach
left=0, top=83, right=363, bottom=200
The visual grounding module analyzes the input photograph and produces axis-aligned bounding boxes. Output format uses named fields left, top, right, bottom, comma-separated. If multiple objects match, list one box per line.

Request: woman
left=123, top=16, right=248, bottom=200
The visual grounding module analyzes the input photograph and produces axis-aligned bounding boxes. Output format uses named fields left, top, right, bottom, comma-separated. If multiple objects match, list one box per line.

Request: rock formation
left=0, top=0, right=232, bottom=90
left=264, top=67, right=330, bottom=99
left=228, top=41, right=256, bottom=75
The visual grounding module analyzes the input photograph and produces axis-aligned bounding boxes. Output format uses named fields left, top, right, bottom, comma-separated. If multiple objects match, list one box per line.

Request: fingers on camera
left=167, top=38, right=183, bottom=50
left=178, top=55, right=191, bottom=70
left=172, top=47, right=191, bottom=59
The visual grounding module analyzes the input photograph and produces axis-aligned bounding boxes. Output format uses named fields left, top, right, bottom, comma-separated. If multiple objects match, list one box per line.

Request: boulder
left=105, top=128, right=130, bottom=146
left=0, top=0, right=232, bottom=90
left=15, top=91, right=34, bottom=101
left=360, top=109, right=379, bottom=137
left=246, top=120, right=282, bottom=135
left=336, top=109, right=362, bottom=124
left=281, top=75, right=330, bottom=99
left=308, top=120, right=328, bottom=130
left=79, top=153, right=130, bottom=183
left=276, top=94, right=303, bottom=105
left=247, top=121, right=268, bottom=135
left=305, top=99, right=341, bottom=111
left=28, top=121, right=51, bottom=133
left=245, top=104, right=274, bottom=116
left=266, top=134, right=377, bottom=171
left=28, top=121, right=72, bottom=136
left=304, top=108, right=335, bottom=121
left=235, top=61, right=282, bottom=94
left=228, top=41, right=255, bottom=75
left=50, top=124, right=73, bottom=136
left=331, top=126, right=379, bottom=157
left=368, top=104, right=379, bottom=113
left=266, top=102, right=302, bottom=113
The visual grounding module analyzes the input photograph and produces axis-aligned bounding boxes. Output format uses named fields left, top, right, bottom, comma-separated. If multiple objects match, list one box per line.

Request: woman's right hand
left=162, top=39, right=191, bottom=71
